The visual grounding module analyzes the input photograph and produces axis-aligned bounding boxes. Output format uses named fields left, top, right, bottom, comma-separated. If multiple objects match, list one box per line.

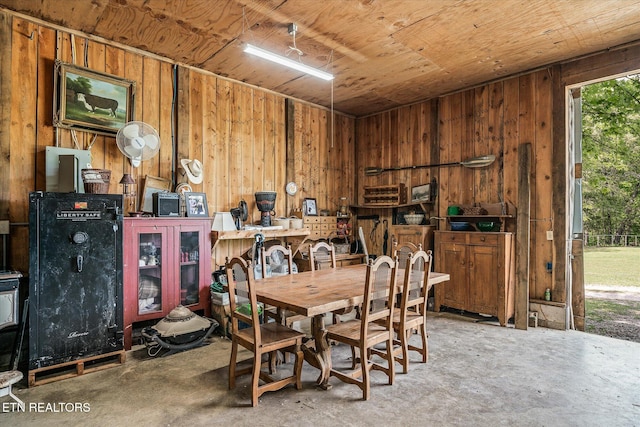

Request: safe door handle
left=77, top=255, right=83, bottom=272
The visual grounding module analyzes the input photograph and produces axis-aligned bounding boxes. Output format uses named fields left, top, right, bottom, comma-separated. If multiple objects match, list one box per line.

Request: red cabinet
left=123, top=217, right=211, bottom=349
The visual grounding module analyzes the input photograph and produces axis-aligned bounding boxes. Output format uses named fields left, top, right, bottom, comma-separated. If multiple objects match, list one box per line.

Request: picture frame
left=303, top=198, right=318, bottom=216
left=53, top=59, right=135, bottom=136
left=140, top=175, right=172, bottom=213
left=411, top=183, right=431, bottom=202
left=185, top=192, right=209, bottom=217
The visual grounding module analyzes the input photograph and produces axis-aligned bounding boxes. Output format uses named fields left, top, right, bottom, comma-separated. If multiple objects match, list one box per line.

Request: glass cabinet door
left=137, top=232, right=163, bottom=315
left=180, top=230, right=200, bottom=306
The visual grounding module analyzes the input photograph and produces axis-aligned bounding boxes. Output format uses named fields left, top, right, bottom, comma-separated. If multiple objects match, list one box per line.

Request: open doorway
left=574, top=75, right=640, bottom=343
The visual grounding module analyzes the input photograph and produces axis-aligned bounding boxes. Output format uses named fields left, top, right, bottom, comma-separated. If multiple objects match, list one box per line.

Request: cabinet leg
left=124, top=325, right=132, bottom=350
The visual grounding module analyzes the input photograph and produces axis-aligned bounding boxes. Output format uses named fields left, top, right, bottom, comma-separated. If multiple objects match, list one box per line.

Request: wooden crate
left=363, top=184, right=407, bottom=206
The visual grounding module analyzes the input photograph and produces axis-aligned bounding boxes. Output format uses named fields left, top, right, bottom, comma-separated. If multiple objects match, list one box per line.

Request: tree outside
left=582, top=75, right=640, bottom=242
left=582, top=76, right=640, bottom=343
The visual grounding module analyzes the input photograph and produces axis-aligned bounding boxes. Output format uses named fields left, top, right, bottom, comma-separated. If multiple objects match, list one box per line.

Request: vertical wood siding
left=356, top=74, right=554, bottom=301
left=5, top=12, right=638, bottom=310
left=1, top=16, right=356, bottom=272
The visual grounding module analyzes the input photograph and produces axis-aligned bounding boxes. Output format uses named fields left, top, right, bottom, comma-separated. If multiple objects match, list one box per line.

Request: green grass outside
left=585, top=299, right=640, bottom=321
left=583, top=247, right=640, bottom=287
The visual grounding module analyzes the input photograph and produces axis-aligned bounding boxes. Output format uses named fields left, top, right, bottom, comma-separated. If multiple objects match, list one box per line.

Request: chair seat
left=235, top=322, right=306, bottom=348
left=326, top=319, right=390, bottom=347
left=391, top=311, right=424, bottom=329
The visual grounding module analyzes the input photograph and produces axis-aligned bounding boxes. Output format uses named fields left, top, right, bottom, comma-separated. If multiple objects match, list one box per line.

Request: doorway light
left=244, top=43, right=334, bottom=81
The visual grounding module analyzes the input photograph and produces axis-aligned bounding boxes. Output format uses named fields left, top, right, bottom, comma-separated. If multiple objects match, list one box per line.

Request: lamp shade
left=211, top=212, right=237, bottom=231
left=119, top=174, right=136, bottom=185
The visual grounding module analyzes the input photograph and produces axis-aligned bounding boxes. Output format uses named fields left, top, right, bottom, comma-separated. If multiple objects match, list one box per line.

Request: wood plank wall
left=355, top=100, right=438, bottom=256
left=356, top=73, right=555, bottom=301
left=1, top=14, right=356, bottom=272
left=354, top=44, right=640, bottom=320
left=5, top=11, right=638, bottom=311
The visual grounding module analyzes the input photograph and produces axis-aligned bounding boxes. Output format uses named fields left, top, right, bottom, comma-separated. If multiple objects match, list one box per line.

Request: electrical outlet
left=546, top=230, right=554, bottom=240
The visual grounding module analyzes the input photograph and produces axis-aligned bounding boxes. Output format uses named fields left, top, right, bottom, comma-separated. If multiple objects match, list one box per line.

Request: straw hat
left=181, top=158, right=204, bottom=184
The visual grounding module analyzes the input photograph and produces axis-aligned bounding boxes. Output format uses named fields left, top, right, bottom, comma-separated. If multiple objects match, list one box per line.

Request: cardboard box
left=211, top=302, right=231, bottom=337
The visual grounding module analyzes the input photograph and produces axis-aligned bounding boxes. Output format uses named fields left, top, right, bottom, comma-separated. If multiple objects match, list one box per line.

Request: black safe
left=28, top=192, right=124, bottom=370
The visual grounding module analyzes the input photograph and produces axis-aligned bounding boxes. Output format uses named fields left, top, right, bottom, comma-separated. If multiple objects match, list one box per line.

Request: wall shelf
left=362, top=184, right=407, bottom=206
left=445, top=202, right=516, bottom=232
left=211, top=228, right=310, bottom=254
left=351, top=201, right=433, bottom=214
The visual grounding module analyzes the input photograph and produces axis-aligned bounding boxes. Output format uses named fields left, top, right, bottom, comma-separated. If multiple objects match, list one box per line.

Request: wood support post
left=515, top=142, right=531, bottom=330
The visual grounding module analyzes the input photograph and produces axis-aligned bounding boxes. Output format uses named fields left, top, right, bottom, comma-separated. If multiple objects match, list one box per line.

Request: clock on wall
left=285, top=181, right=298, bottom=196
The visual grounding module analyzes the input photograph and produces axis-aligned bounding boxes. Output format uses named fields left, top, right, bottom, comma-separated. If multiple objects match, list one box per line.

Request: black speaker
left=153, top=192, right=180, bottom=217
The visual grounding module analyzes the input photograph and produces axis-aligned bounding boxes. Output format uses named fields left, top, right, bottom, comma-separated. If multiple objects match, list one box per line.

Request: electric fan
left=116, top=121, right=160, bottom=167
left=230, top=200, right=248, bottom=230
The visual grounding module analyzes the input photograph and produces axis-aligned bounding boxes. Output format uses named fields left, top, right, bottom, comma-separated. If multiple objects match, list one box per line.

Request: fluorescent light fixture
left=244, top=43, right=334, bottom=81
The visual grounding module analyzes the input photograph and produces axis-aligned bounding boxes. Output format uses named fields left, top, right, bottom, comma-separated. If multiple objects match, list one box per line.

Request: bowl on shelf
left=450, top=221, right=471, bottom=231
left=476, top=221, right=499, bottom=232
left=404, top=213, right=425, bottom=225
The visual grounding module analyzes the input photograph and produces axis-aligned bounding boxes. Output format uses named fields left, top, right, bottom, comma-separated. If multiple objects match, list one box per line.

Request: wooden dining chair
left=225, top=257, right=305, bottom=407
left=309, top=241, right=353, bottom=323
left=260, top=244, right=297, bottom=324
left=379, top=249, right=433, bottom=374
left=259, top=243, right=307, bottom=363
left=324, top=255, right=398, bottom=400
left=392, top=240, right=422, bottom=269
left=260, top=243, right=295, bottom=277
left=308, top=241, right=337, bottom=271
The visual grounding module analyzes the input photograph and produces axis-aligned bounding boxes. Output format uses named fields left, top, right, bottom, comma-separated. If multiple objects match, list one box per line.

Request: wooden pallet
left=28, top=350, right=126, bottom=387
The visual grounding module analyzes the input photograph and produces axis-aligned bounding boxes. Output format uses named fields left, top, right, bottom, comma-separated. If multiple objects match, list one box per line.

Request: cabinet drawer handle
left=480, top=236, right=486, bottom=241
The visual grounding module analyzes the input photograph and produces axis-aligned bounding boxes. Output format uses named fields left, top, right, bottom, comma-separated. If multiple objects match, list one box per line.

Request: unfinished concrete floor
left=2, top=312, right=639, bottom=426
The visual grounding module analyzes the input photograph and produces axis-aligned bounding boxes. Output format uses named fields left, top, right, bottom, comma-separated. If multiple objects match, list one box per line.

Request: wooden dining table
left=254, top=263, right=450, bottom=389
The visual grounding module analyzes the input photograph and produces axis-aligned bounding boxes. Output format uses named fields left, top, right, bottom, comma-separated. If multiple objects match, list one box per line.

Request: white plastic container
left=273, top=217, right=290, bottom=229
left=289, top=217, right=303, bottom=229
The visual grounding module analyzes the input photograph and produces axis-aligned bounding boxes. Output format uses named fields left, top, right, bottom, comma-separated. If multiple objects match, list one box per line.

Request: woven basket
left=462, top=206, right=488, bottom=215
left=82, top=169, right=111, bottom=194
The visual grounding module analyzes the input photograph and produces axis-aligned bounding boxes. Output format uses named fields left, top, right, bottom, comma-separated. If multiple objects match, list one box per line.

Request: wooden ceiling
left=3, top=0, right=640, bottom=116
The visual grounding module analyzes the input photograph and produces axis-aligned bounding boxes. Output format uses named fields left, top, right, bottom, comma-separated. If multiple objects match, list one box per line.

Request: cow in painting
left=77, top=93, right=118, bottom=117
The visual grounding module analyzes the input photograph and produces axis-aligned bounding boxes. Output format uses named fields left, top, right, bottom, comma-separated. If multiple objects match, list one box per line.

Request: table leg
left=301, top=313, right=332, bottom=390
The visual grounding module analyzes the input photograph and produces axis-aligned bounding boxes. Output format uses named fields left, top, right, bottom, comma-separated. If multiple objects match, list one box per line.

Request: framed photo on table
left=303, top=198, right=318, bottom=216
left=185, top=192, right=209, bottom=217
left=52, top=59, right=135, bottom=136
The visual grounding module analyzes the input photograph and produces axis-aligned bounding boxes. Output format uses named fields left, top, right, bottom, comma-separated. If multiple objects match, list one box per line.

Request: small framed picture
left=303, top=198, right=318, bottom=216
left=185, top=192, right=209, bottom=217
left=411, top=183, right=431, bottom=202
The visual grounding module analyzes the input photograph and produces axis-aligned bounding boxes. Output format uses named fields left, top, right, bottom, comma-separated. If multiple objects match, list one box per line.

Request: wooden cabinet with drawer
left=303, top=215, right=338, bottom=240
left=434, top=231, right=515, bottom=326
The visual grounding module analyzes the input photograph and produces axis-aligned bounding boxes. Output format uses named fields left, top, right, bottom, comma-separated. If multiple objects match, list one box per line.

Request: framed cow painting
left=53, top=60, right=136, bottom=136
